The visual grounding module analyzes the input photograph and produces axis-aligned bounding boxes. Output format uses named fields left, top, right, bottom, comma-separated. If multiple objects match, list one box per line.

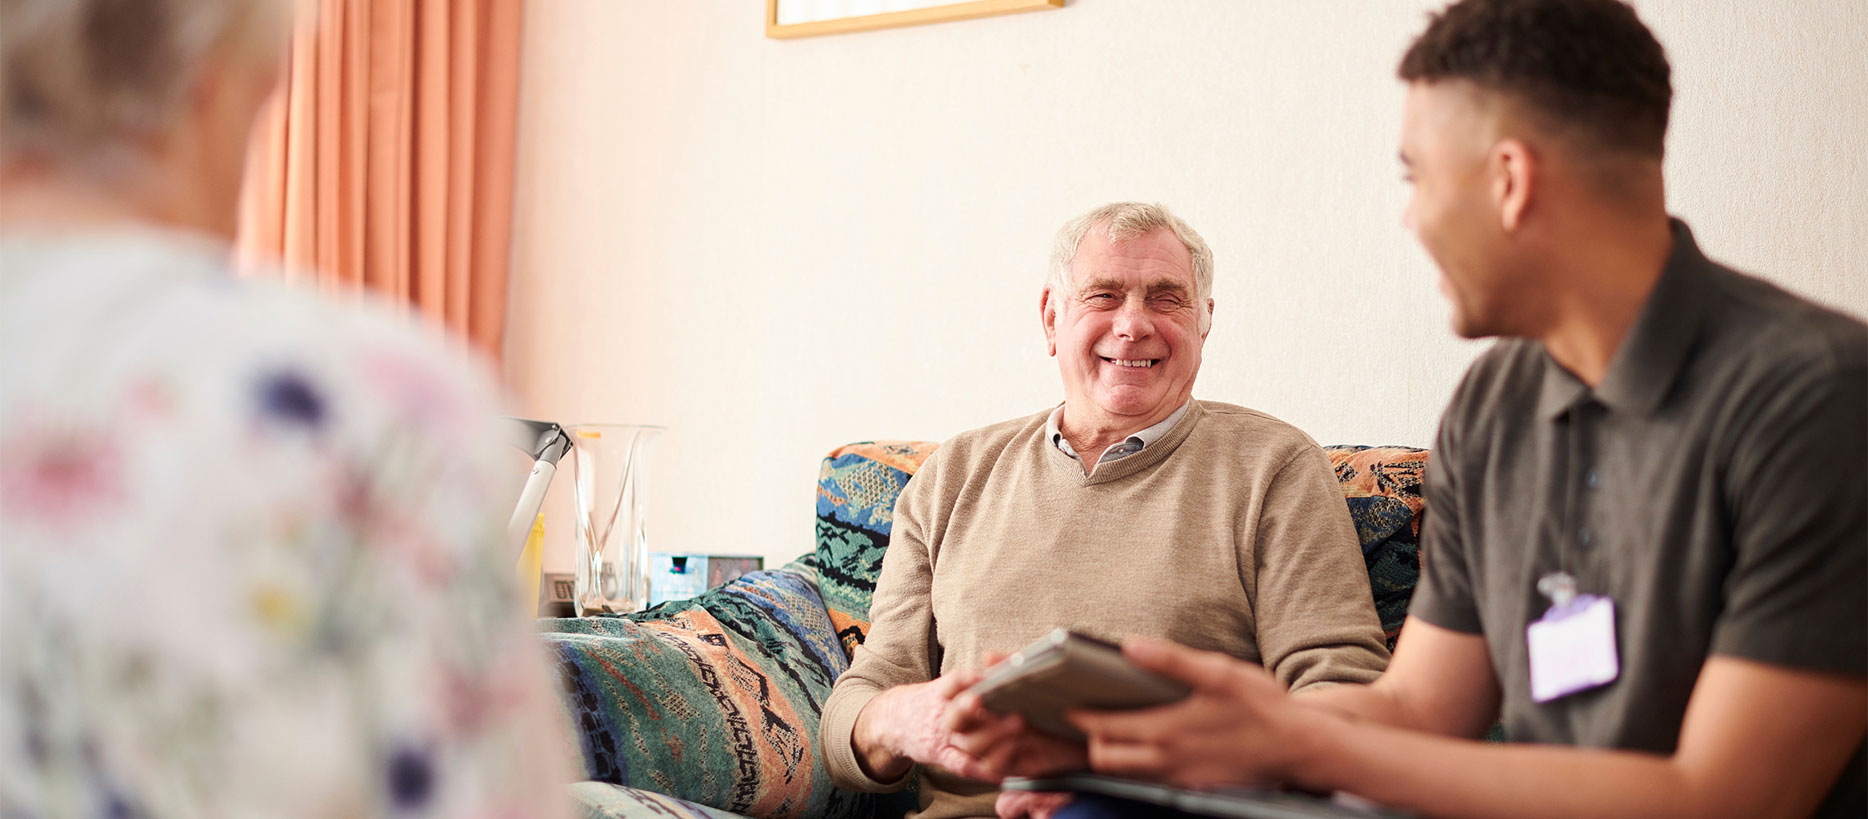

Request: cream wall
left=505, top=0, right=1868, bottom=573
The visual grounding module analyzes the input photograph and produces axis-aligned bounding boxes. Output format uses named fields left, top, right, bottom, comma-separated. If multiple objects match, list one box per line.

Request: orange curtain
left=237, top=0, right=524, bottom=366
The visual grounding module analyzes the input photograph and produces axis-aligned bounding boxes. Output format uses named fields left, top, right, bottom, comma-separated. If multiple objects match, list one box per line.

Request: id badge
left=1525, top=594, right=1619, bottom=703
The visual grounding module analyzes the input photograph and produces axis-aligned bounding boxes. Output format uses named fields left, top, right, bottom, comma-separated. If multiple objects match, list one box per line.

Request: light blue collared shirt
left=1045, top=400, right=1192, bottom=473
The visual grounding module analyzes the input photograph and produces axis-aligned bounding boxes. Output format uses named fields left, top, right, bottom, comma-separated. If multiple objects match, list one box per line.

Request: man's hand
left=852, top=653, right=1091, bottom=784
left=945, top=688, right=1090, bottom=780
left=946, top=650, right=1090, bottom=780
left=852, top=671, right=990, bottom=781
left=995, top=789, right=1074, bottom=819
left=1072, top=634, right=1868, bottom=819
left=1068, top=636, right=1305, bottom=787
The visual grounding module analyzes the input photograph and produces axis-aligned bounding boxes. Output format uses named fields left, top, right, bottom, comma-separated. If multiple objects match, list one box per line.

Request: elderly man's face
left=1043, top=227, right=1210, bottom=433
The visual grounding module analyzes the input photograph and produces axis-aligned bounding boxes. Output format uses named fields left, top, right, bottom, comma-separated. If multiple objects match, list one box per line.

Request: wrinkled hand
left=854, top=671, right=992, bottom=781
left=995, top=789, right=1073, bottom=819
left=943, top=650, right=1089, bottom=781
left=854, top=653, right=1091, bottom=784
left=944, top=686, right=1090, bottom=780
left=1067, top=636, right=1304, bottom=788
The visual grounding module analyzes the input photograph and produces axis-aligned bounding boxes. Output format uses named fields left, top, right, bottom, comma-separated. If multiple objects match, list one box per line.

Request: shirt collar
left=1538, top=218, right=1713, bottom=420
left=1046, top=399, right=1193, bottom=463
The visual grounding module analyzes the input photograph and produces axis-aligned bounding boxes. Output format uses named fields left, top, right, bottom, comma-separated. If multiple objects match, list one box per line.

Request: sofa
left=537, top=440, right=1429, bottom=819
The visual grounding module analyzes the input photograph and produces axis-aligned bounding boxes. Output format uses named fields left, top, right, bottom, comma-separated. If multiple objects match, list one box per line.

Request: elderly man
left=819, top=202, right=1391, bottom=819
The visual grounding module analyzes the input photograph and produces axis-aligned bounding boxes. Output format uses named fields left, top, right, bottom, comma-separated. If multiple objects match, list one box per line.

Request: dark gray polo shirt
left=1411, top=219, right=1866, bottom=816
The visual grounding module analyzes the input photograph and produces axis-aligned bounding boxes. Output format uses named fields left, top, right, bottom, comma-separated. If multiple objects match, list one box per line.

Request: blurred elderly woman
left=0, top=1, right=572, bottom=816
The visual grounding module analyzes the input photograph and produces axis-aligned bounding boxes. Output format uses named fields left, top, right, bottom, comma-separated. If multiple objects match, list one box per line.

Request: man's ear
left=1040, top=288, right=1058, bottom=356
left=1492, top=138, right=1535, bottom=232
left=1202, top=298, right=1215, bottom=340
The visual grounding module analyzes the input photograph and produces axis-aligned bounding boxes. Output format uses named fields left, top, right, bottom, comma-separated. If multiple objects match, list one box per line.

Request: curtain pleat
left=236, top=0, right=523, bottom=366
left=471, top=0, right=522, bottom=353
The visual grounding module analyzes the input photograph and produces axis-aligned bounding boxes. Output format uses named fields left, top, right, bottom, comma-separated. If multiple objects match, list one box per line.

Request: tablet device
left=1003, top=774, right=1411, bottom=819
left=968, top=629, right=1190, bottom=740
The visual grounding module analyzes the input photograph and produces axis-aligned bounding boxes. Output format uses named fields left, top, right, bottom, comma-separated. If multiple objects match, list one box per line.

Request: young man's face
left=1400, top=81, right=1520, bottom=339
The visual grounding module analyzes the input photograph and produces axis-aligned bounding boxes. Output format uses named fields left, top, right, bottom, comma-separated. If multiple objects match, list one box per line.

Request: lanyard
left=1533, top=395, right=1598, bottom=608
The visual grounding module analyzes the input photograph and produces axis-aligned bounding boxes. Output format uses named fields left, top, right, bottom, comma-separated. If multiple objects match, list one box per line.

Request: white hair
left=1, top=0, right=287, bottom=168
left=1046, top=202, right=1216, bottom=333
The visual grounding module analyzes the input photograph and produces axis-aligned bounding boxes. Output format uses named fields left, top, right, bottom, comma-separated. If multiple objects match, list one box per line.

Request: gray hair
left=1046, top=202, right=1215, bottom=333
left=1, top=0, right=287, bottom=167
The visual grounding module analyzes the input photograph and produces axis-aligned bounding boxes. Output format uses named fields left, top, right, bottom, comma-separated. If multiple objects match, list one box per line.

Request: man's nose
left=1113, top=299, right=1153, bottom=340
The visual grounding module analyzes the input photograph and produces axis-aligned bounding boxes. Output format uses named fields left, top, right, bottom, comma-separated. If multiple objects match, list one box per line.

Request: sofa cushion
left=1324, top=445, right=1429, bottom=651
left=788, top=441, right=940, bottom=659
left=539, top=569, right=868, bottom=819
left=567, top=782, right=753, bottom=819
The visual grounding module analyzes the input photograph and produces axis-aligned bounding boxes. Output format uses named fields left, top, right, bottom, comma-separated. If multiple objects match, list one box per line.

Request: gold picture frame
left=766, top=0, right=1063, bottom=40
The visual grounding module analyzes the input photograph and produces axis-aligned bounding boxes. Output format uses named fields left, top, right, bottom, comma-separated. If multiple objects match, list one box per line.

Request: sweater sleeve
left=1250, top=443, right=1392, bottom=692
left=819, top=450, right=946, bottom=792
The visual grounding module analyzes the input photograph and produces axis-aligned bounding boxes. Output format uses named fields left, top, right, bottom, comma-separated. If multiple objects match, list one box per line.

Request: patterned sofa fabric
left=539, top=569, right=867, bottom=819
left=540, top=442, right=941, bottom=819
left=544, top=440, right=1431, bottom=819
left=799, top=441, right=941, bottom=655
left=1324, top=445, right=1428, bottom=651
left=566, top=782, right=750, bottom=819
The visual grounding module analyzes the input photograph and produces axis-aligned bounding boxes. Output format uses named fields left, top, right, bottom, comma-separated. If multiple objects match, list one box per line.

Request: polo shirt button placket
left=1580, top=467, right=1600, bottom=550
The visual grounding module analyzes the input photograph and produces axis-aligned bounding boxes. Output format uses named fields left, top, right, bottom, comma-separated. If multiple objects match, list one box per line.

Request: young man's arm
left=1071, top=632, right=1866, bottom=819
left=1295, top=615, right=1500, bottom=738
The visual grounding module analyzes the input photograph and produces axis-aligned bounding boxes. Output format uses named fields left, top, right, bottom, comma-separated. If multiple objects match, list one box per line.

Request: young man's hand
left=1067, top=636, right=1309, bottom=787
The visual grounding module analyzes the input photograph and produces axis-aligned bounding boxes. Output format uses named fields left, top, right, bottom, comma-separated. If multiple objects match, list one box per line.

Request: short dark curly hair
left=1399, top=0, right=1672, bottom=159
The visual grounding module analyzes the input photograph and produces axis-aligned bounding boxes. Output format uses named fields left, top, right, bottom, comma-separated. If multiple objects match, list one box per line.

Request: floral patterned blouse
left=0, top=229, right=573, bottom=818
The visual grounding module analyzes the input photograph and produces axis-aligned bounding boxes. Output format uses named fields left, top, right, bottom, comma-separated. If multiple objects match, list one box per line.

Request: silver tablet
left=968, top=629, right=1190, bottom=740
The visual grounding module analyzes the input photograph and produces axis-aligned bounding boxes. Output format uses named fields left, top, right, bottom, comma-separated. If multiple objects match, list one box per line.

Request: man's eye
left=1087, top=293, right=1116, bottom=302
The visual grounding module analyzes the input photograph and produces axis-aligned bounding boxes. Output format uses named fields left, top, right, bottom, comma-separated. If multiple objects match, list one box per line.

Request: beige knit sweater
left=819, top=401, right=1390, bottom=819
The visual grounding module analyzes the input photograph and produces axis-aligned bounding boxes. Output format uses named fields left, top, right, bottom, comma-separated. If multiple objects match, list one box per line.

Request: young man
left=1067, top=2, right=1867, bottom=817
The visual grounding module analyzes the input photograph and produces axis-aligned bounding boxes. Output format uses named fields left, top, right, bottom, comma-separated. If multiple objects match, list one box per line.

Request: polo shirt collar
left=1536, top=354, right=1591, bottom=420
left=1045, top=399, right=1192, bottom=462
left=1539, top=218, right=1712, bottom=420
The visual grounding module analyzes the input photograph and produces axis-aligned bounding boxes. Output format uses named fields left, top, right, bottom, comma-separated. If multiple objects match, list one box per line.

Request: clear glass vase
left=569, top=424, right=664, bottom=615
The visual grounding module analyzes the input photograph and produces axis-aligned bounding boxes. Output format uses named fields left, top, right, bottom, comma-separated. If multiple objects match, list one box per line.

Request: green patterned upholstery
left=791, top=441, right=941, bottom=656
left=539, top=569, right=870, bottom=819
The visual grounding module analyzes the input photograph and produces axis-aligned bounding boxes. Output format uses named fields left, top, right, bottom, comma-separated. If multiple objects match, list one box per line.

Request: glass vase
left=569, top=424, right=664, bottom=615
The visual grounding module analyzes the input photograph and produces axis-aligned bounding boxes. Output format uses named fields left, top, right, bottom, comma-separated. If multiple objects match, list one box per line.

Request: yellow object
left=515, top=513, right=544, bottom=616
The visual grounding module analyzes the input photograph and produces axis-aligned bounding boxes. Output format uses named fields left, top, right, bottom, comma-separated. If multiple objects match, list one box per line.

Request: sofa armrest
left=537, top=569, right=872, bottom=819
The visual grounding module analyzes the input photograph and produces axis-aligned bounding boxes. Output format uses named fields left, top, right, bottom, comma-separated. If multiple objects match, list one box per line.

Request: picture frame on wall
left=765, top=0, right=1062, bottom=40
